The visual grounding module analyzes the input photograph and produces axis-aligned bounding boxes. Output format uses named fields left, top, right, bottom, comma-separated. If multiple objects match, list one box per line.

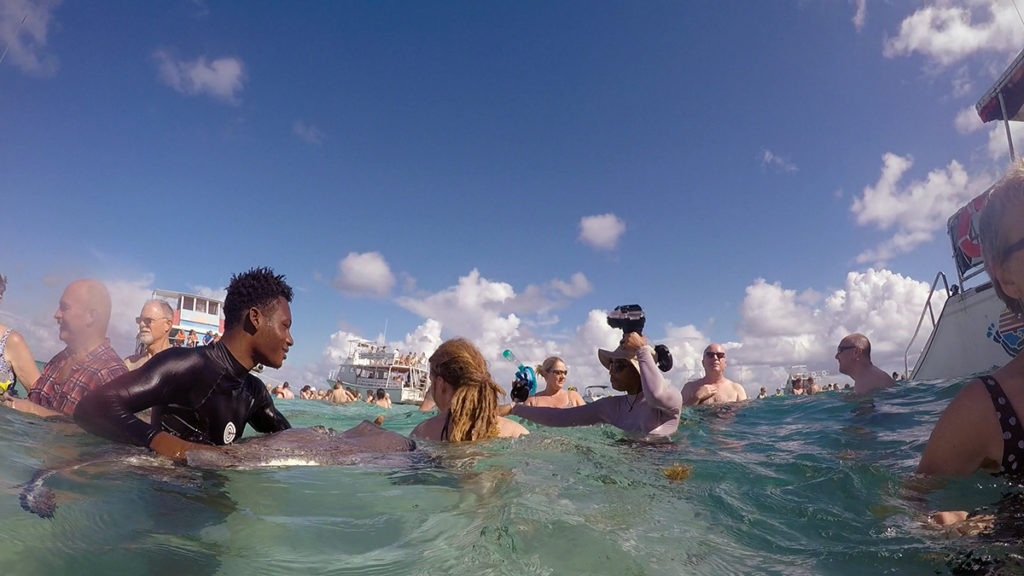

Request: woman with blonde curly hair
left=411, top=338, right=528, bottom=442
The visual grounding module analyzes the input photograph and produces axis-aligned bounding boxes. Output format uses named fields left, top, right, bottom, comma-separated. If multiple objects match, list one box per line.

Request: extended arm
left=4, top=331, right=40, bottom=390
left=636, top=346, right=681, bottom=417
left=512, top=398, right=610, bottom=428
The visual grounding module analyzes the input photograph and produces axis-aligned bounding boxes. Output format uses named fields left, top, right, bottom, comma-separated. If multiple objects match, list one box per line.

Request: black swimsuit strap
left=980, top=375, right=1024, bottom=475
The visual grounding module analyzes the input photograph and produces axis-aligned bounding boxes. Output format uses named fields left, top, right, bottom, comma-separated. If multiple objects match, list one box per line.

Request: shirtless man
left=681, top=344, right=748, bottom=405
left=125, top=299, right=174, bottom=370
left=6, top=280, right=128, bottom=418
left=835, top=333, right=895, bottom=394
left=75, top=267, right=294, bottom=461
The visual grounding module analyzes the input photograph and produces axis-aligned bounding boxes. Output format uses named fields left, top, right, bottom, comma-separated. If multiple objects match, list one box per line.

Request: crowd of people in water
left=270, top=380, right=395, bottom=408
left=1, top=161, right=1024, bottom=536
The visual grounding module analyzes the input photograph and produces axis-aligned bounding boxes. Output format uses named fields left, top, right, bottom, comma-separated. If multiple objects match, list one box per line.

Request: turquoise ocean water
left=1, top=377, right=1021, bottom=575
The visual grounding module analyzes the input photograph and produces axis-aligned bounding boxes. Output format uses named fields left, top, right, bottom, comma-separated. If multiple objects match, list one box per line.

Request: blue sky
left=3, top=0, right=1022, bottom=395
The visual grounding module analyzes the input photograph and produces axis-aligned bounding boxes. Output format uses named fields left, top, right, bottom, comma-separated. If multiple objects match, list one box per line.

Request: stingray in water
left=18, top=420, right=417, bottom=518
left=186, top=420, right=417, bottom=469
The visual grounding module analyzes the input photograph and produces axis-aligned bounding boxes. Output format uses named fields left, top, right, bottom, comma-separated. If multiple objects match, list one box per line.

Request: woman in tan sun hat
left=501, top=332, right=681, bottom=439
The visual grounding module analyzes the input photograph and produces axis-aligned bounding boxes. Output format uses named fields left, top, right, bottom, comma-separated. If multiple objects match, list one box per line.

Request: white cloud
left=884, top=1, right=1024, bottom=66
left=292, top=120, right=324, bottom=145
left=954, top=105, right=984, bottom=133
left=760, top=148, right=798, bottom=173
left=951, top=65, right=974, bottom=97
left=986, top=120, right=1024, bottom=162
left=153, top=49, right=246, bottom=104
left=333, top=252, right=395, bottom=297
left=104, top=276, right=159, bottom=356
left=0, top=0, right=60, bottom=76
left=395, top=269, right=520, bottom=352
left=850, top=153, right=988, bottom=264
left=192, top=284, right=227, bottom=303
left=852, top=0, right=867, bottom=32
left=551, top=272, right=592, bottom=298
left=579, top=213, right=626, bottom=250
left=733, top=269, right=939, bottom=392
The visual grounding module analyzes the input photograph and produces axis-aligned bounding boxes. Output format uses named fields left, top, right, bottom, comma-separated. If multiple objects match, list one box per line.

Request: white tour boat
left=327, top=340, right=429, bottom=405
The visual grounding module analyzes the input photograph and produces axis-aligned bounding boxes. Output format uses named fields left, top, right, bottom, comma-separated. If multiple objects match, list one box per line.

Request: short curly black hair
left=223, top=267, right=293, bottom=330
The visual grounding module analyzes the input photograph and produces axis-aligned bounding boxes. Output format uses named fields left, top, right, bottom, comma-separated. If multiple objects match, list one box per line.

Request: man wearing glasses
left=681, top=344, right=748, bottom=405
left=125, top=300, right=175, bottom=370
left=835, top=333, right=894, bottom=394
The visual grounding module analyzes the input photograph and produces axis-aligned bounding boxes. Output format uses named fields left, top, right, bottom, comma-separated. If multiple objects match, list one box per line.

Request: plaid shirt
left=29, top=340, right=128, bottom=416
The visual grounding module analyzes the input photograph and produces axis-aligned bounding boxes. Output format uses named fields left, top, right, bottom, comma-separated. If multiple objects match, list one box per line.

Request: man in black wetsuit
left=75, top=267, right=295, bottom=462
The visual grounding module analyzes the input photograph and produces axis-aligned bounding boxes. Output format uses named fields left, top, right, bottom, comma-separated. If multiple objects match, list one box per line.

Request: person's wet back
left=75, top=267, right=295, bottom=461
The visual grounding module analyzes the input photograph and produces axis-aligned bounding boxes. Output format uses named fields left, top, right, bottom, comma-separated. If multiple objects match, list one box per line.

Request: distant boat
left=150, top=289, right=223, bottom=348
left=584, top=385, right=609, bottom=403
left=327, top=340, right=429, bottom=405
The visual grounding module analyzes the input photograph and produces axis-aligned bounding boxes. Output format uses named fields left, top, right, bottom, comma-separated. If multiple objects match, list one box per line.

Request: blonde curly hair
left=429, top=338, right=506, bottom=442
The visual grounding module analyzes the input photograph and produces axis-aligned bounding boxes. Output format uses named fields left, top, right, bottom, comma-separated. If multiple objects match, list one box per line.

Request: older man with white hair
left=125, top=299, right=175, bottom=370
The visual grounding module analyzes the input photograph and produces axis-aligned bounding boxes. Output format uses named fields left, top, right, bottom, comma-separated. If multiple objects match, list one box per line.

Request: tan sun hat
left=597, top=345, right=641, bottom=373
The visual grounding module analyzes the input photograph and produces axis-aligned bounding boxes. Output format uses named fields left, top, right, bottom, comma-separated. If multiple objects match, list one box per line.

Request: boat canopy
left=947, top=189, right=990, bottom=280
left=977, top=48, right=1024, bottom=123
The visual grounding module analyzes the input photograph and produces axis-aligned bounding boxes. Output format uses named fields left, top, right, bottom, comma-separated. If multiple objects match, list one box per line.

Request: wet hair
left=981, top=162, right=1024, bottom=317
left=429, top=338, right=506, bottom=442
left=376, top=388, right=386, bottom=400
left=223, top=267, right=294, bottom=330
left=537, top=356, right=566, bottom=376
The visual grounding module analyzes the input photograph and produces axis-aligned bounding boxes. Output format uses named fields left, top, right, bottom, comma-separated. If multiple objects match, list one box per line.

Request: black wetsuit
left=74, top=342, right=291, bottom=448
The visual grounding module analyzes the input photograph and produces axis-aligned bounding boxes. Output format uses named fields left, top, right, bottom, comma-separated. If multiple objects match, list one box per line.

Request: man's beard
left=138, top=332, right=154, bottom=345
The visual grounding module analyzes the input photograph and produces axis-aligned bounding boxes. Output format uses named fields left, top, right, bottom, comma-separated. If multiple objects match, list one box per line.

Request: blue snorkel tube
left=502, top=349, right=536, bottom=402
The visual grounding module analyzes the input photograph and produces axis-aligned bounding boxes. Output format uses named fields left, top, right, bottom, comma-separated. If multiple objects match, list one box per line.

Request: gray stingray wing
left=186, top=421, right=416, bottom=469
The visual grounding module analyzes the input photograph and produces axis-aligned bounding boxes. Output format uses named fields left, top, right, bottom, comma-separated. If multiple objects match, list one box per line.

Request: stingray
left=17, top=420, right=417, bottom=518
left=185, top=421, right=417, bottom=469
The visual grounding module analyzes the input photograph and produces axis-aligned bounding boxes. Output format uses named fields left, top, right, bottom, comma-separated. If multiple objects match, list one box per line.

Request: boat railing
left=904, top=271, right=951, bottom=376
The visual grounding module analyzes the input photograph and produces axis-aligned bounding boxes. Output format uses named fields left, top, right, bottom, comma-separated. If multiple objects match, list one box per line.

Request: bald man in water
left=835, top=333, right=895, bottom=394
left=4, top=280, right=128, bottom=418
left=681, top=344, right=748, bottom=405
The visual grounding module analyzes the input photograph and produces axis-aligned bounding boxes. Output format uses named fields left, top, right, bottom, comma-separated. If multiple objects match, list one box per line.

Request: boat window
left=208, top=301, right=219, bottom=316
left=194, top=299, right=208, bottom=314
left=182, top=296, right=195, bottom=311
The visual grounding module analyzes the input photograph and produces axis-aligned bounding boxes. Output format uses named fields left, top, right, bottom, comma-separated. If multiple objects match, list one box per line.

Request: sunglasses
left=836, top=345, right=857, bottom=354
left=136, top=316, right=167, bottom=326
left=704, top=352, right=726, bottom=359
left=550, top=369, right=568, bottom=377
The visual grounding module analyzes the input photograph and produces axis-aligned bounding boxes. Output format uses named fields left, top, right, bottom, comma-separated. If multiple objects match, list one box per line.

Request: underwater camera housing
left=606, top=304, right=673, bottom=373
left=510, top=367, right=535, bottom=403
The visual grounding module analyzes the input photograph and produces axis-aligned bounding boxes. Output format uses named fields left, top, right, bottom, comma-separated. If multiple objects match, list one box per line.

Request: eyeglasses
left=1002, top=236, right=1024, bottom=263
left=704, top=351, right=726, bottom=359
left=550, top=369, right=568, bottom=376
left=136, top=316, right=168, bottom=326
left=836, top=344, right=857, bottom=354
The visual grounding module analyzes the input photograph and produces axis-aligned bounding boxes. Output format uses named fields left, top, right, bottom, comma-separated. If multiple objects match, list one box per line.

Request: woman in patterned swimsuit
left=918, top=163, right=1024, bottom=525
left=0, top=275, right=41, bottom=394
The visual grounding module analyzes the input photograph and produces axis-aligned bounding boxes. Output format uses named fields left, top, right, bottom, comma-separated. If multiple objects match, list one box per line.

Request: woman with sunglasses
left=523, top=357, right=586, bottom=408
left=411, top=338, right=528, bottom=442
left=919, top=162, right=1024, bottom=498
left=501, top=332, right=681, bottom=439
